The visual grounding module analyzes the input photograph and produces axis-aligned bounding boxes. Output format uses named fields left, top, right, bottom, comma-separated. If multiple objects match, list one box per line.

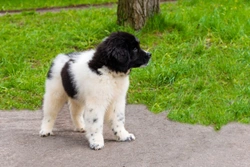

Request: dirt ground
left=1, top=104, right=250, bottom=167
left=0, top=0, right=176, bottom=16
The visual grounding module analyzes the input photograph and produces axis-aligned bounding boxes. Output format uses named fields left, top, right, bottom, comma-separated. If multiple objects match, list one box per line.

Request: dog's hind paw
left=74, top=127, right=86, bottom=133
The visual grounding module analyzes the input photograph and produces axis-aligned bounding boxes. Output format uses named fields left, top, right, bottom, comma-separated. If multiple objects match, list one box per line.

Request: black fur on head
left=88, top=32, right=151, bottom=74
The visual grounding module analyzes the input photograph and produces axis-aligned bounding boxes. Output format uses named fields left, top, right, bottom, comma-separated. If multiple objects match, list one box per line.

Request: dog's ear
left=110, top=47, right=130, bottom=64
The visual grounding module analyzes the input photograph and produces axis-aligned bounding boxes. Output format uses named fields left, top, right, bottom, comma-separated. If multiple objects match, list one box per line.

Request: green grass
left=1, top=0, right=250, bottom=129
left=0, top=0, right=116, bottom=11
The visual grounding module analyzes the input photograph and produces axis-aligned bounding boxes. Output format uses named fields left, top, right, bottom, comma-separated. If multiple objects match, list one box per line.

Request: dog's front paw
left=89, top=142, right=104, bottom=150
left=116, top=131, right=135, bottom=142
left=87, top=134, right=104, bottom=150
left=39, top=129, right=54, bottom=137
left=124, top=133, right=135, bottom=141
left=89, top=139, right=104, bottom=150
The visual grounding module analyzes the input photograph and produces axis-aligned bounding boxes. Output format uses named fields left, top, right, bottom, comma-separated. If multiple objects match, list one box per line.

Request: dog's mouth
left=140, top=52, right=151, bottom=67
left=140, top=62, right=150, bottom=67
left=131, top=51, right=151, bottom=68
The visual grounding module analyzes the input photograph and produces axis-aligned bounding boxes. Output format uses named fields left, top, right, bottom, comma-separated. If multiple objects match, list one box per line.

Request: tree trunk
left=117, top=0, right=160, bottom=30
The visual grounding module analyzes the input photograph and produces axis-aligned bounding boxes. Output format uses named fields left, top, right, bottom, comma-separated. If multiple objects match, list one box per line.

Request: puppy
left=39, top=32, right=151, bottom=150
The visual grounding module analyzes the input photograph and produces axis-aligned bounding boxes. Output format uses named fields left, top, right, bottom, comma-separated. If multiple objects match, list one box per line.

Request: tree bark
left=117, top=0, right=160, bottom=30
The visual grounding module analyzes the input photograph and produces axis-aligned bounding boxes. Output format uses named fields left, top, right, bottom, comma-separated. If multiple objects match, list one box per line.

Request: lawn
left=0, top=0, right=116, bottom=11
left=0, top=0, right=250, bottom=129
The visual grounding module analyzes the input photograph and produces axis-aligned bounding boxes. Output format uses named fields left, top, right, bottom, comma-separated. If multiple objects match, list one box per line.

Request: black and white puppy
left=39, top=32, right=151, bottom=150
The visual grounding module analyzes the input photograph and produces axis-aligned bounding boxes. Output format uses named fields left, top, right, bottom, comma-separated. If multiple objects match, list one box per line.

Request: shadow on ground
left=0, top=105, right=250, bottom=167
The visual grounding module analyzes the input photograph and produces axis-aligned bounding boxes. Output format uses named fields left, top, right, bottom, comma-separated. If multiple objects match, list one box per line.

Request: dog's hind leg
left=40, top=80, right=67, bottom=137
left=68, top=98, right=85, bottom=132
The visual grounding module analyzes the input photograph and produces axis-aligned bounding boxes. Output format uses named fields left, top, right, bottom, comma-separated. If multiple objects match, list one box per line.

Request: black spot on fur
left=114, top=132, right=117, bottom=136
left=118, top=117, right=124, bottom=122
left=93, top=118, right=98, bottom=123
left=47, top=62, right=54, bottom=79
left=61, top=60, right=77, bottom=98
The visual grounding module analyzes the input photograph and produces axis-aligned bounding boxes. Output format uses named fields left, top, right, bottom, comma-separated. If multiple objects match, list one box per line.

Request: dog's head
left=89, top=32, right=151, bottom=74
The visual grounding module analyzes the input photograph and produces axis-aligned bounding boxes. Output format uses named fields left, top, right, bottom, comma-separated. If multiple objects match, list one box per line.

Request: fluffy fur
left=39, top=32, right=151, bottom=150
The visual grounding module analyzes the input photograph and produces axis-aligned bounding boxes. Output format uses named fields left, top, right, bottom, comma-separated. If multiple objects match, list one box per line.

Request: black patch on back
left=61, top=60, right=77, bottom=98
left=47, top=62, right=54, bottom=79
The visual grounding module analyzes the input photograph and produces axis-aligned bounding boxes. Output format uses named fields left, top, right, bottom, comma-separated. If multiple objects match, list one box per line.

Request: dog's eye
left=133, top=48, right=138, bottom=52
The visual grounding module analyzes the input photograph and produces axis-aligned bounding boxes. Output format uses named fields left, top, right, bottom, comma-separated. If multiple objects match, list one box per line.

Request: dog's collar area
left=97, top=66, right=130, bottom=78
left=90, top=68, right=103, bottom=75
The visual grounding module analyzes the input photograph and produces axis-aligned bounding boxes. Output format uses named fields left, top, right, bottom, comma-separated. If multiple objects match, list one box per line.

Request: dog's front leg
left=84, top=104, right=106, bottom=150
left=108, top=99, right=135, bottom=142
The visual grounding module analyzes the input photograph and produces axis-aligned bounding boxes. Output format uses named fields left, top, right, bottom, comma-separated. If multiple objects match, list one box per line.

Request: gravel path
left=1, top=105, right=250, bottom=167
